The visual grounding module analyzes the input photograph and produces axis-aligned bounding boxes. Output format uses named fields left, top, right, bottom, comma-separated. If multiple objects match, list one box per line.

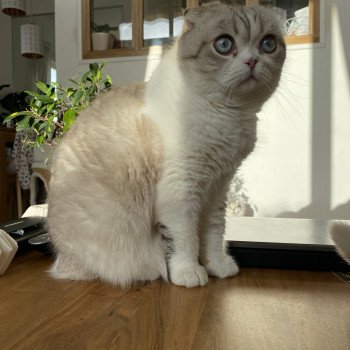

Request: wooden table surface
left=0, top=251, right=349, bottom=350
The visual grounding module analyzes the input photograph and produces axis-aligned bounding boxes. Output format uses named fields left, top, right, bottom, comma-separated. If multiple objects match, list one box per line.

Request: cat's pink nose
left=245, top=57, right=257, bottom=70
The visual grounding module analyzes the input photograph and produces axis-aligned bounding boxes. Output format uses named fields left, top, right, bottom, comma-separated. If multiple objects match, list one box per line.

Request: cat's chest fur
left=183, top=105, right=257, bottom=177
left=145, top=92, right=257, bottom=187
left=144, top=49, right=257, bottom=192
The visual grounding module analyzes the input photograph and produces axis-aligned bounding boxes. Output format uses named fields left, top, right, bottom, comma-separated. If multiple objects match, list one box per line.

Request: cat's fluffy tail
left=330, top=222, right=350, bottom=264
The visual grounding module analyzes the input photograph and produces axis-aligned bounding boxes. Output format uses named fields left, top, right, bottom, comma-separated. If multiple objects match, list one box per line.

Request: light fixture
left=21, top=24, right=43, bottom=59
left=1, top=0, right=26, bottom=16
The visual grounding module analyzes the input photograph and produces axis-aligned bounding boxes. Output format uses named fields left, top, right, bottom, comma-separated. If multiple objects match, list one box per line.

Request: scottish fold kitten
left=48, top=3, right=286, bottom=287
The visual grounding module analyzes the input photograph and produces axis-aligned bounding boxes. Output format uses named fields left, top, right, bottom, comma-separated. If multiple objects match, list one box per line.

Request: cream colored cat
left=331, top=223, right=350, bottom=264
left=48, top=3, right=286, bottom=287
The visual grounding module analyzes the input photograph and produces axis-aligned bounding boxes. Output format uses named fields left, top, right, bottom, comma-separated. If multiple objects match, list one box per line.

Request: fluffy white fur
left=48, top=3, right=286, bottom=287
left=331, top=222, right=350, bottom=264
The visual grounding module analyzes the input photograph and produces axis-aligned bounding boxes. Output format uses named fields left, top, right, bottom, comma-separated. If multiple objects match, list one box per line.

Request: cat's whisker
left=277, top=82, right=307, bottom=105
left=279, top=81, right=310, bottom=99
left=260, top=72, right=305, bottom=121
left=280, top=77, right=309, bottom=87
left=274, top=95, right=302, bottom=131
left=271, top=94, right=301, bottom=134
left=276, top=85, right=309, bottom=120
left=282, top=71, right=309, bottom=84
left=274, top=87, right=305, bottom=121
left=261, top=79, right=300, bottom=134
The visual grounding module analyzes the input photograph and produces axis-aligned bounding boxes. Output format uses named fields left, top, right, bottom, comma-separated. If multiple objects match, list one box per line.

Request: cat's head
left=177, top=2, right=286, bottom=109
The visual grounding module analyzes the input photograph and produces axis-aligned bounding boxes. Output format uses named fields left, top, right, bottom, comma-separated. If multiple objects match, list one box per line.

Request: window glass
left=143, top=0, right=186, bottom=47
left=91, top=0, right=132, bottom=50
left=260, top=0, right=310, bottom=36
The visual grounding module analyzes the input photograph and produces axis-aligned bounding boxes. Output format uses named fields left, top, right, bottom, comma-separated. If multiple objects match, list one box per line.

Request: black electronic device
left=0, top=216, right=47, bottom=248
left=226, top=217, right=349, bottom=272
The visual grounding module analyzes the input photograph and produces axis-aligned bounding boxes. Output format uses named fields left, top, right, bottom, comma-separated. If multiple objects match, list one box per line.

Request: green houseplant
left=91, top=22, right=118, bottom=51
left=4, top=62, right=112, bottom=148
left=0, top=90, right=30, bottom=127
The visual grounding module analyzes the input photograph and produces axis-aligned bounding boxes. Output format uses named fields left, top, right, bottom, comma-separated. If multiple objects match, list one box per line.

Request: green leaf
left=81, top=71, right=90, bottom=83
left=16, top=116, right=31, bottom=130
left=3, top=111, right=31, bottom=122
left=66, top=88, right=76, bottom=98
left=46, top=116, right=55, bottom=133
left=51, top=82, right=61, bottom=88
left=71, top=90, right=84, bottom=105
left=89, top=62, right=99, bottom=75
left=37, top=134, right=44, bottom=146
left=103, top=78, right=112, bottom=89
left=35, top=81, right=50, bottom=95
left=96, top=70, right=102, bottom=81
left=39, top=123, right=47, bottom=131
left=69, top=78, right=79, bottom=86
left=34, top=100, right=43, bottom=108
left=63, top=109, right=76, bottom=131
left=46, top=103, right=55, bottom=113
left=106, top=74, right=112, bottom=84
left=87, top=86, right=96, bottom=97
left=26, top=91, right=54, bottom=103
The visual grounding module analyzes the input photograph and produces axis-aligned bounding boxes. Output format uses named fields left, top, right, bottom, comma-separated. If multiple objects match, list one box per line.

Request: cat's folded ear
left=182, top=7, right=202, bottom=33
left=182, top=2, right=221, bottom=33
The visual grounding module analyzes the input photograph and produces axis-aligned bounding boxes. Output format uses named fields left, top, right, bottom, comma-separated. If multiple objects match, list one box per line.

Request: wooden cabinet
left=0, top=127, right=19, bottom=221
left=0, top=126, right=30, bottom=222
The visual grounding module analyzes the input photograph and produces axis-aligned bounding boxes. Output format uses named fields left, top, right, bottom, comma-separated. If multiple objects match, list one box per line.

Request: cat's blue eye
left=214, top=35, right=235, bottom=55
left=260, top=35, right=277, bottom=53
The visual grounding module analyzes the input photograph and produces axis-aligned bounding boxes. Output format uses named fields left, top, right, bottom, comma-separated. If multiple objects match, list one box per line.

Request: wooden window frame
left=82, top=0, right=320, bottom=60
left=82, top=0, right=198, bottom=59
left=247, top=0, right=320, bottom=45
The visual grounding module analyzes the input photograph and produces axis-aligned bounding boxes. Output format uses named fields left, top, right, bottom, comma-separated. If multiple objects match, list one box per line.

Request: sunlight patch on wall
left=330, top=3, right=350, bottom=217
left=50, top=66, right=57, bottom=83
left=143, top=46, right=162, bottom=82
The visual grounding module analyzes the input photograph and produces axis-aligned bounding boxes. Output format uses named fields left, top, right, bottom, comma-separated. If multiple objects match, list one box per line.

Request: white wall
left=55, top=1, right=159, bottom=87
left=0, top=0, right=55, bottom=95
left=55, top=0, right=350, bottom=220
left=11, top=14, right=55, bottom=91
left=240, top=0, right=350, bottom=220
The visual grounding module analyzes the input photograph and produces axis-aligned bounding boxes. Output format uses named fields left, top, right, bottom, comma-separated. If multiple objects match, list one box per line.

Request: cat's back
left=68, top=82, right=145, bottom=139
left=50, top=82, right=163, bottom=190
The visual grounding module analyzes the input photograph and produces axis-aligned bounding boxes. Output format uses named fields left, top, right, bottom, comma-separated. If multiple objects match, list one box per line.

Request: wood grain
left=0, top=251, right=349, bottom=349
left=81, top=0, right=91, bottom=56
left=309, top=0, right=320, bottom=38
left=132, top=0, right=143, bottom=50
left=187, top=0, right=199, bottom=9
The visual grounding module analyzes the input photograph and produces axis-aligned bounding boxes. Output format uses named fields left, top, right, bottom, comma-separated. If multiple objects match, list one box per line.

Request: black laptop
left=0, top=217, right=46, bottom=244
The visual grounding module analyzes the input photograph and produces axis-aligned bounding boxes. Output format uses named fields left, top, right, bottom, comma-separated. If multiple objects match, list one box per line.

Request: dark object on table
left=226, top=217, right=350, bottom=272
left=0, top=216, right=46, bottom=251
left=28, top=233, right=53, bottom=255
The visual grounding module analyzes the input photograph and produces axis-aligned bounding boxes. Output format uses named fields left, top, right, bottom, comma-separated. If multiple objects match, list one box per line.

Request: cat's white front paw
left=205, top=255, right=239, bottom=278
left=170, top=264, right=209, bottom=288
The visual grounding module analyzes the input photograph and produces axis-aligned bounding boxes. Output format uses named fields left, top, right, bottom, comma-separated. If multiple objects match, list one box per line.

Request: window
left=82, top=0, right=194, bottom=59
left=50, top=66, right=57, bottom=83
left=258, top=0, right=320, bottom=44
left=81, top=0, right=320, bottom=59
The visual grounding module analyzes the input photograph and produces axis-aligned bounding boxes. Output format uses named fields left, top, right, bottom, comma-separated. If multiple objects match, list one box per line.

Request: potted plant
left=91, top=22, right=118, bottom=51
left=0, top=89, right=30, bottom=128
left=2, top=63, right=111, bottom=203
left=3, top=62, right=112, bottom=157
